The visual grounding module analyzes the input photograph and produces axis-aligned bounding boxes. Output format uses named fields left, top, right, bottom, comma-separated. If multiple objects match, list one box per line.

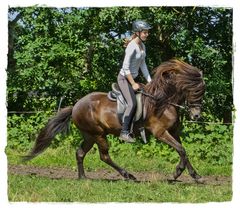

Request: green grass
left=6, top=144, right=232, bottom=176
left=6, top=145, right=232, bottom=202
left=8, top=174, right=232, bottom=202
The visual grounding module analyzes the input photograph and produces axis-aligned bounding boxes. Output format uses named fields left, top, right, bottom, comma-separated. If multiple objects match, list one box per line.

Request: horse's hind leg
left=76, top=133, right=95, bottom=179
left=96, top=135, right=136, bottom=181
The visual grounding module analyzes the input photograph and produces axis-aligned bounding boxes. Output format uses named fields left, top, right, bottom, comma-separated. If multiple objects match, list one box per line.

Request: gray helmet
left=132, top=20, right=152, bottom=32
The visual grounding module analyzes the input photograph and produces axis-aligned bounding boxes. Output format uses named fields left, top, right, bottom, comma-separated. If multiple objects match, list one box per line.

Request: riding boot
left=119, top=130, right=136, bottom=143
left=120, top=116, right=136, bottom=143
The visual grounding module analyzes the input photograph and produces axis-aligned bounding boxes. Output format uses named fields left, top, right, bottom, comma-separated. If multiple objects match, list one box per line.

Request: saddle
left=107, top=83, right=147, bottom=143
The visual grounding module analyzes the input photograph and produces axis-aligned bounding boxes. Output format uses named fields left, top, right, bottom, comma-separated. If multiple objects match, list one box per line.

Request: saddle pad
left=117, top=93, right=142, bottom=122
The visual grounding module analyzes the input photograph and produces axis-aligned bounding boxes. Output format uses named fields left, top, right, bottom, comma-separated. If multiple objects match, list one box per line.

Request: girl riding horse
left=23, top=59, right=205, bottom=183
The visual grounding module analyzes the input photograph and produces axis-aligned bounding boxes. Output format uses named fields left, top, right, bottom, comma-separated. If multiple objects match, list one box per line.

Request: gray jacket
left=120, top=40, right=151, bottom=83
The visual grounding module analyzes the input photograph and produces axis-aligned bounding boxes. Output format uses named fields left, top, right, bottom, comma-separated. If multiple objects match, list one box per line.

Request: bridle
left=169, top=102, right=202, bottom=111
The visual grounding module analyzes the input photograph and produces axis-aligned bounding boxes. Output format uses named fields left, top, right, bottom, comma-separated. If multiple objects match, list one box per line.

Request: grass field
left=6, top=145, right=232, bottom=203
left=8, top=174, right=231, bottom=202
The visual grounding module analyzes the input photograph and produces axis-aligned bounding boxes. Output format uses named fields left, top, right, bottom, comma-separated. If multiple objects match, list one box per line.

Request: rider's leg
left=117, top=74, right=137, bottom=143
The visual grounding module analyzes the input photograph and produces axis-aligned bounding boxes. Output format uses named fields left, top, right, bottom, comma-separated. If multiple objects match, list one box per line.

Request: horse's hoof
left=78, top=175, right=87, bottom=180
left=167, top=177, right=182, bottom=183
left=173, top=173, right=180, bottom=180
left=195, top=176, right=205, bottom=184
left=128, top=173, right=137, bottom=181
left=123, top=172, right=137, bottom=181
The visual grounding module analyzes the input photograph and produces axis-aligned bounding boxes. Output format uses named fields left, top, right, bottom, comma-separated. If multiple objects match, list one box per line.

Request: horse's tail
left=22, top=106, right=73, bottom=161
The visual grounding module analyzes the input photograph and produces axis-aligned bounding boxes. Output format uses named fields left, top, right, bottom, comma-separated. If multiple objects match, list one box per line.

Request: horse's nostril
left=194, top=114, right=200, bottom=119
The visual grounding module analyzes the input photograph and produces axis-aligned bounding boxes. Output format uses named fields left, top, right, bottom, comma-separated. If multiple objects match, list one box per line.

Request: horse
left=23, top=59, right=205, bottom=182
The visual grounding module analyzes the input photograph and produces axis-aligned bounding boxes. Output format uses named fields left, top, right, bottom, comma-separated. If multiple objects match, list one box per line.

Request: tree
left=7, top=7, right=233, bottom=122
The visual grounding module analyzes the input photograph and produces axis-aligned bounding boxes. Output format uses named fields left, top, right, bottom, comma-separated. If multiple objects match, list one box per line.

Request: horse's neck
left=143, top=82, right=186, bottom=115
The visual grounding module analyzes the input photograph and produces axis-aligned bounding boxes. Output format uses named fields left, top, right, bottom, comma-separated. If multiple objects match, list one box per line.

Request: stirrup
left=139, top=127, right=147, bottom=144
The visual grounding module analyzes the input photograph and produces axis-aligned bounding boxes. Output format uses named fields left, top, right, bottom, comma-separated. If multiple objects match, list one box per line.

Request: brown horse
left=24, top=59, right=205, bottom=182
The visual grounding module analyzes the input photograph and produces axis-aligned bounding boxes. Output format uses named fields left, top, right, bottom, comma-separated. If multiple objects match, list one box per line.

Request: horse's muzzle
left=191, top=113, right=200, bottom=120
left=189, top=107, right=201, bottom=121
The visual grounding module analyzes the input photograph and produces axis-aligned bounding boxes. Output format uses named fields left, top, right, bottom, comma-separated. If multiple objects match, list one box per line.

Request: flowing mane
left=145, top=59, right=205, bottom=115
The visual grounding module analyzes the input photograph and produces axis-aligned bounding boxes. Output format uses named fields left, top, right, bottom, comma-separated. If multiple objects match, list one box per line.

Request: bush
left=182, top=120, right=233, bottom=165
left=7, top=112, right=233, bottom=166
left=7, top=112, right=53, bottom=151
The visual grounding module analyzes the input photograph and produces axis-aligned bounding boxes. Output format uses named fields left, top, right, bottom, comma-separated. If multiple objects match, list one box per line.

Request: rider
left=118, top=20, right=152, bottom=143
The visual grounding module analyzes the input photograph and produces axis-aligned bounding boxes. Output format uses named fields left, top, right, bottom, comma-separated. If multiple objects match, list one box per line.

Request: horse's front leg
left=169, top=129, right=203, bottom=182
left=154, top=130, right=188, bottom=180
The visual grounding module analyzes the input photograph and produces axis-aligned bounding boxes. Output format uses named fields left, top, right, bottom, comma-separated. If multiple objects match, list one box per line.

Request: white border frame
left=1, top=1, right=239, bottom=208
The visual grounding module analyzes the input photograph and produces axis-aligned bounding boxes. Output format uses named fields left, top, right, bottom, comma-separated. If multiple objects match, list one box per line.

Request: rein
left=169, top=103, right=202, bottom=110
left=137, top=89, right=201, bottom=110
left=137, top=88, right=157, bottom=100
left=168, top=103, right=186, bottom=109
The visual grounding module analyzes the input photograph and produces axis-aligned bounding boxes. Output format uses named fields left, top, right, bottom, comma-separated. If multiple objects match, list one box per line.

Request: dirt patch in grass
left=8, top=164, right=231, bottom=185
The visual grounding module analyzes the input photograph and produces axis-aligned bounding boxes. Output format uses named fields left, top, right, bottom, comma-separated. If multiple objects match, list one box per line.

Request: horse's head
left=145, top=59, right=205, bottom=119
left=186, top=75, right=205, bottom=121
left=188, top=103, right=202, bottom=120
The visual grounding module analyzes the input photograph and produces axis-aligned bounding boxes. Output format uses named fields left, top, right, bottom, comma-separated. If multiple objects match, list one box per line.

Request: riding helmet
left=132, top=20, right=152, bottom=32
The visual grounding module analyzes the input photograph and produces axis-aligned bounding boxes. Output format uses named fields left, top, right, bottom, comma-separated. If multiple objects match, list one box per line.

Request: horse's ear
left=199, top=70, right=203, bottom=77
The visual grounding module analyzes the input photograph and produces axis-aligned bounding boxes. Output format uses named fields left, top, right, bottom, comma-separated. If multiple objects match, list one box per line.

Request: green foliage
left=7, top=111, right=83, bottom=151
left=182, top=122, right=233, bottom=166
left=7, top=112, right=53, bottom=151
left=7, top=112, right=233, bottom=167
left=8, top=7, right=233, bottom=121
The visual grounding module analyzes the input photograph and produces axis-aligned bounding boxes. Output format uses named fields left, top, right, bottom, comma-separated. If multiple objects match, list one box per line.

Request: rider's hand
left=132, top=83, right=140, bottom=91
